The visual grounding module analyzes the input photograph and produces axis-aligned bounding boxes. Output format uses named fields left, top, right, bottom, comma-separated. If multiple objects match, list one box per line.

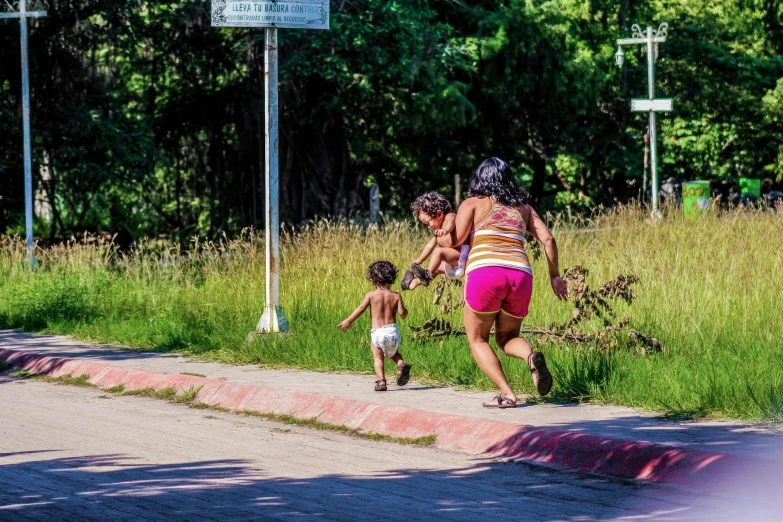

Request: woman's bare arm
left=437, top=200, right=475, bottom=248
left=525, top=205, right=569, bottom=300
left=526, top=206, right=559, bottom=278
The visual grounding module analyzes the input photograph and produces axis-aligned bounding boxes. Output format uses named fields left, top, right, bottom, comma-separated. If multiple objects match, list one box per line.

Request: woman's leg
left=463, top=306, right=517, bottom=401
left=495, top=312, right=553, bottom=396
left=494, top=312, right=533, bottom=363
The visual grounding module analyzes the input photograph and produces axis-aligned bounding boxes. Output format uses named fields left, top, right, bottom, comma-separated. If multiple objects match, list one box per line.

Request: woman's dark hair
left=368, top=260, right=398, bottom=286
left=411, top=192, right=452, bottom=218
left=467, top=157, right=530, bottom=207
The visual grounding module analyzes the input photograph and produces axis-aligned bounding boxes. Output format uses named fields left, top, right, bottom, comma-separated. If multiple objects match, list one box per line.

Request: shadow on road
left=0, top=330, right=184, bottom=364
left=0, top=452, right=705, bottom=521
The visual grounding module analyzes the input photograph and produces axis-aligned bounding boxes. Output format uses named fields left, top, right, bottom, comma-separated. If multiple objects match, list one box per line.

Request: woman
left=439, top=157, right=569, bottom=408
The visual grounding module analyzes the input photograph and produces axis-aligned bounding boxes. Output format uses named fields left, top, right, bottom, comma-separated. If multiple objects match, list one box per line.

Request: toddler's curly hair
left=368, top=260, right=398, bottom=286
left=411, top=192, right=452, bottom=218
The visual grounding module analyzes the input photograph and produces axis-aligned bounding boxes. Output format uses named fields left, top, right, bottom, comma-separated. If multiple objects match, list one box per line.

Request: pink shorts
left=464, top=267, right=533, bottom=318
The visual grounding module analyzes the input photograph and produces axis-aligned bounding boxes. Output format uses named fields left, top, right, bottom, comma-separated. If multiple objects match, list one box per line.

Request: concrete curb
left=0, top=348, right=770, bottom=490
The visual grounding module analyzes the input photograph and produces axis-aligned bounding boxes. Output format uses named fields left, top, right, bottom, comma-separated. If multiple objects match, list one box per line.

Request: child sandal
left=401, top=270, right=416, bottom=291
left=396, top=364, right=411, bottom=386
left=410, top=263, right=433, bottom=287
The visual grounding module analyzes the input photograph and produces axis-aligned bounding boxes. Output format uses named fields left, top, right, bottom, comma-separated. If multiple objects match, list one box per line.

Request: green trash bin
left=682, top=180, right=711, bottom=217
left=739, top=178, right=761, bottom=197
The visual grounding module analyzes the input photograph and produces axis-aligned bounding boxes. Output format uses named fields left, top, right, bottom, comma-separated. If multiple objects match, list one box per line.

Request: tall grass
left=1, top=204, right=781, bottom=422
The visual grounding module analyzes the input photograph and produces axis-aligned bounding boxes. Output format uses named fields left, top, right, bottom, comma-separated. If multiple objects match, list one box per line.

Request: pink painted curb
left=0, top=348, right=772, bottom=490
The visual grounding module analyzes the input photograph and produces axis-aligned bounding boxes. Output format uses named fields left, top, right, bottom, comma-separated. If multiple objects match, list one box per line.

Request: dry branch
left=410, top=265, right=664, bottom=354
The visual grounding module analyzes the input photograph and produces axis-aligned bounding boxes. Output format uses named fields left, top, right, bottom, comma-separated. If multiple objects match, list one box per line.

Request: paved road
left=0, top=375, right=778, bottom=521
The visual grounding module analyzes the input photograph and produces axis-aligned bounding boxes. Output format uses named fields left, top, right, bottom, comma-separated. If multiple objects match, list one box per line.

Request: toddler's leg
left=407, top=249, right=457, bottom=291
left=371, top=343, right=387, bottom=391
left=391, top=352, right=411, bottom=386
left=428, top=247, right=461, bottom=276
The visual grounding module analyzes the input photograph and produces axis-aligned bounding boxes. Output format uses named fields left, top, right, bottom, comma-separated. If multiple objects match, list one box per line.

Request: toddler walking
left=338, top=260, right=412, bottom=391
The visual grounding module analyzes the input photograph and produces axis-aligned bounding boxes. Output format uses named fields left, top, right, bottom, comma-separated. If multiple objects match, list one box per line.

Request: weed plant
left=1, top=204, right=781, bottom=421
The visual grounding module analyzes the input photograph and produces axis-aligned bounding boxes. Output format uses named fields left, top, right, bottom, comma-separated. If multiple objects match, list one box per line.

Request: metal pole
left=265, top=26, right=279, bottom=314
left=454, top=174, right=461, bottom=208
left=20, top=1, right=35, bottom=262
left=643, top=130, right=649, bottom=202
left=369, top=183, right=380, bottom=224
left=647, top=27, right=660, bottom=218
left=257, top=26, right=288, bottom=334
left=616, top=23, right=669, bottom=218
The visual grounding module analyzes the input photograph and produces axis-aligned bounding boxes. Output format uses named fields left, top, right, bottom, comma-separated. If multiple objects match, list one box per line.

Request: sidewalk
left=2, top=329, right=781, bottom=491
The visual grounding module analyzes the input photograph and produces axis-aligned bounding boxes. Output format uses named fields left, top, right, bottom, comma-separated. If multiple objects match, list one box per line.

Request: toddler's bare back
left=367, top=289, right=404, bottom=328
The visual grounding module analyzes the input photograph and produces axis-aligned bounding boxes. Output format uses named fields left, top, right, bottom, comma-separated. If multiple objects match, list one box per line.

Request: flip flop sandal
left=528, top=352, right=553, bottom=396
left=482, top=395, right=518, bottom=408
left=396, top=364, right=411, bottom=386
left=410, top=263, right=433, bottom=287
left=375, top=379, right=387, bottom=392
left=401, top=270, right=416, bottom=291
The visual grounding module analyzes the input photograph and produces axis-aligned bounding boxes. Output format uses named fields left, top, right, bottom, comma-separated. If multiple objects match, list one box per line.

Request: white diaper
left=442, top=262, right=465, bottom=279
left=371, top=324, right=401, bottom=357
left=443, top=244, right=470, bottom=280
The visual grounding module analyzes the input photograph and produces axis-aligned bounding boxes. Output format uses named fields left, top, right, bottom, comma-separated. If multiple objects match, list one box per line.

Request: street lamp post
left=1, top=0, right=47, bottom=264
left=615, top=23, right=672, bottom=219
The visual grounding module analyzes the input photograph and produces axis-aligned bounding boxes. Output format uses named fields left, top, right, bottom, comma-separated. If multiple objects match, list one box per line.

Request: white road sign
left=631, top=98, right=672, bottom=112
left=212, top=0, right=329, bottom=30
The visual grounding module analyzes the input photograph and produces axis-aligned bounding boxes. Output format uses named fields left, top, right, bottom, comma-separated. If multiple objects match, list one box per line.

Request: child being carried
left=402, top=192, right=469, bottom=291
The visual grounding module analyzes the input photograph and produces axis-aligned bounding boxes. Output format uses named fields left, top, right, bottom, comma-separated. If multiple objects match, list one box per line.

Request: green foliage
left=0, top=0, right=782, bottom=236
left=762, top=78, right=783, bottom=181
left=653, top=0, right=783, bottom=185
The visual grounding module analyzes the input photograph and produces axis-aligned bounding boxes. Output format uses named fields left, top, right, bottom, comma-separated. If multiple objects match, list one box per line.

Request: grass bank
left=1, top=205, right=781, bottom=422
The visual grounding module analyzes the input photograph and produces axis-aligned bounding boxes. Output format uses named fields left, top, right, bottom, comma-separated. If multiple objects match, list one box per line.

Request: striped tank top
left=465, top=198, right=533, bottom=276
